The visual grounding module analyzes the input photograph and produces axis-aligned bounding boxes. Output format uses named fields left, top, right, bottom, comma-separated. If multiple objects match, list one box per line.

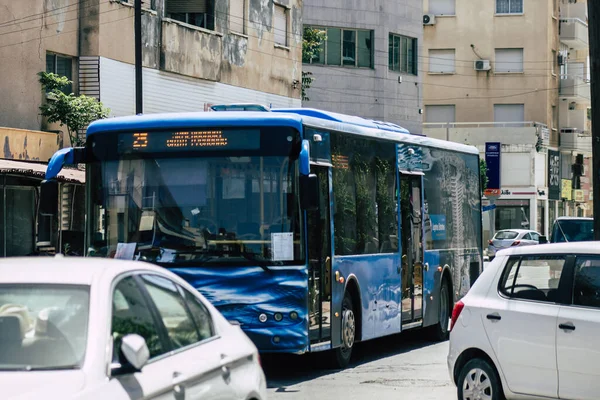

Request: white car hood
left=1, top=370, right=85, bottom=399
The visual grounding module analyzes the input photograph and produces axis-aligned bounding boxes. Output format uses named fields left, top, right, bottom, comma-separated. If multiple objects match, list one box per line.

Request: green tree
left=38, top=72, right=110, bottom=147
left=480, top=158, right=488, bottom=194
left=302, top=28, right=327, bottom=101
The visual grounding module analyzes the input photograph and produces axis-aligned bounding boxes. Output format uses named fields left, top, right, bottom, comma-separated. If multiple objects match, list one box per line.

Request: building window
left=167, top=0, right=215, bottom=31
left=389, top=33, right=417, bottom=75
left=495, top=48, right=524, bottom=73
left=46, top=53, right=73, bottom=94
left=429, top=49, right=455, bottom=74
left=496, top=0, right=523, bottom=14
left=304, top=27, right=374, bottom=68
left=552, top=105, right=558, bottom=131
left=229, top=0, right=245, bottom=34
left=494, top=104, right=525, bottom=123
left=425, top=105, right=456, bottom=123
left=429, top=0, right=455, bottom=15
left=274, top=4, right=287, bottom=46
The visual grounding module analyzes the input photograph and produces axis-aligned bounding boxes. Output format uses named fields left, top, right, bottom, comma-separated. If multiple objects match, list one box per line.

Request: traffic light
left=572, top=153, right=584, bottom=190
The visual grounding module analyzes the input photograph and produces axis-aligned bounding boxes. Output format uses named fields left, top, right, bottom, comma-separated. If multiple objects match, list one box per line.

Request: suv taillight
left=511, top=240, right=521, bottom=246
left=488, top=240, right=493, bottom=245
left=450, top=300, right=465, bottom=331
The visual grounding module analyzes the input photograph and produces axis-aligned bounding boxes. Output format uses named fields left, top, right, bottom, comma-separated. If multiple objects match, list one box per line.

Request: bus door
left=400, top=172, right=424, bottom=324
left=307, top=165, right=332, bottom=343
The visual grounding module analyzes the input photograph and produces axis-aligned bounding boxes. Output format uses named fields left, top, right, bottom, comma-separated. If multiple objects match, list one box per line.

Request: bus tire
left=330, top=291, right=355, bottom=369
left=428, top=277, right=451, bottom=341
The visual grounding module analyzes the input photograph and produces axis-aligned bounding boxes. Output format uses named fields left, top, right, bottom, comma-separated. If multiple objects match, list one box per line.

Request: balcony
left=560, top=129, right=592, bottom=155
left=422, top=121, right=548, bottom=147
left=560, top=19, right=589, bottom=50
left=560, top=76, right=591, bottom=103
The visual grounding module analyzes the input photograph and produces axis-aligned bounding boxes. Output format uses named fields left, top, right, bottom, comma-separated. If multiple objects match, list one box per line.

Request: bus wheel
left=330, top=291, right=355, bottom=369
left=428, top=278, right=450, bottom=341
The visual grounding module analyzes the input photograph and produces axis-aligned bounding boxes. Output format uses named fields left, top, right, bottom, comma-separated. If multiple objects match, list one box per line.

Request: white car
left=448, top=243, right=600, bottom=400
left=487, top=229, right=540, bottom=259
left=0, top=256, right=266, bottom=400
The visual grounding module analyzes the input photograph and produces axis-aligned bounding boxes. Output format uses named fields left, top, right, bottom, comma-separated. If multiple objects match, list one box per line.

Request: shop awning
left=0, top=159, right=85, bottom=184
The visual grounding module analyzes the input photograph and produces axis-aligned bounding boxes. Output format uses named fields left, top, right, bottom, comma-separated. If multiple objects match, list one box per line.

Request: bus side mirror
left=300, top=174, right=319, bottom=211
left=39, top=179, right=59, bottom=216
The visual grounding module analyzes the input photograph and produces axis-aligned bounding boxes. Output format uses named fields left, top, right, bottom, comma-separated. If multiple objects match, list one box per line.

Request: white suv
left=448, top=243, right=600, bottom=400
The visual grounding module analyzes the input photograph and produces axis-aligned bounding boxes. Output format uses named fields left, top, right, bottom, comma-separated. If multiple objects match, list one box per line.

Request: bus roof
left=85, top=109, right=478, bottom=156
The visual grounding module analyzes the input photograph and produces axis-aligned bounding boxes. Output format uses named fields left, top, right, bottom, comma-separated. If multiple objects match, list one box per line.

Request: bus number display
left=118, top=129, right=260, bottom=153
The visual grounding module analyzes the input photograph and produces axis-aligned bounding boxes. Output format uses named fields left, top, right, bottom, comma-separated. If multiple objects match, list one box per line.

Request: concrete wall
left=0, top=0, right=80, bottom=131
left=423, top=125, right=539, bottom=146
left=302, top=0, right=424, bottom=134
left=0, top=127, right=60, bottom=162
left=422, top=0, right=558, bottom=144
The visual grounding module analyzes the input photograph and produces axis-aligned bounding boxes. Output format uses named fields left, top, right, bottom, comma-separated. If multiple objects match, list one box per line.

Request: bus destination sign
left=118, top=129, right=261, bottom=153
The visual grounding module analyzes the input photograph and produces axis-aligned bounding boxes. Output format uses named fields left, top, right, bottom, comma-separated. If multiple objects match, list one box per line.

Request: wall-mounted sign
left=485, top=142, right=501, bottom=190
left=573, top=189, right=584, bottom=202
left=548, top=150, right=561, bottom=200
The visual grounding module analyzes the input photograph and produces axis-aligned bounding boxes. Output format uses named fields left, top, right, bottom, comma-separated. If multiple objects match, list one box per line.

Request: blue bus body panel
left=169, top=266, right=309, bottom=353
left=332, top=254, right=402, bottom=342
left=86, top=112, right=304, bottom=136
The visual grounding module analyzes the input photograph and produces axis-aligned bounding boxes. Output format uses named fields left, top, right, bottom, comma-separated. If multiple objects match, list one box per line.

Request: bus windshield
left=88, top=154, right=304, bottom=266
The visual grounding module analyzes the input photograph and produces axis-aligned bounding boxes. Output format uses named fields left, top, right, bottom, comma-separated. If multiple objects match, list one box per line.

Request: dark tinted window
left=331, top=133, right=397, bottom=255
left=553, top=219, right=594, bottom=242
left=111, top=277, right=165, bottom=360
left=500, top=256, right=565, bottom=302
left=573, top=257, right=600, bottom=308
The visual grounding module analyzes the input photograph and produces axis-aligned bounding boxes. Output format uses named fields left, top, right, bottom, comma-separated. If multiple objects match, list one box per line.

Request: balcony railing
left=560, top=18, right=589, bottom=49
left=559, top=75, right=591, bottom=102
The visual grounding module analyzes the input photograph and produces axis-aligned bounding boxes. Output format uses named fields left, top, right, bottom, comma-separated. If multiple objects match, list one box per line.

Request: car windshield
left=494, top=231, right=519, bottom=240
left=89, top=155, right=304, bottom=266
left=0, top=284, right=89, bottom=371
left=555, top=219, right=594, bottom=242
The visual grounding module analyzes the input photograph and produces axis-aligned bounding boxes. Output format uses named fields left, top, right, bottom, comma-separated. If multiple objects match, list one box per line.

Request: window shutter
left=274, top=5, right=287, bottom=46
left=495, top=48, right=524, bottom=73
left=425, top=105, right=456, bottom=123
left=429, top=49, right=455, bottom=73
left=494, top=104, right=525, bottom=122
left=229, top=0, right=244, bottom=33
left=167, top=0, right=207, bottom=14
left=429, top=0, right=455, bottom=15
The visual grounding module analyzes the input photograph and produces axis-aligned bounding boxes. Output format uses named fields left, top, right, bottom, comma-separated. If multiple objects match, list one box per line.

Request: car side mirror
left=538, top=235, right=547, bottom=244
left=112, top=334, right=150, bottom=376
left=39, top=179, right=59, bottom=216
left=300, top=174, right=319, bottom=211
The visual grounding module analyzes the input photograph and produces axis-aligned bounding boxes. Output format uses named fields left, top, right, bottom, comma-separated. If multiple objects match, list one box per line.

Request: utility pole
left=589, top=1, right=600, bottom=239
left=135, top=0, right=143, bottom=114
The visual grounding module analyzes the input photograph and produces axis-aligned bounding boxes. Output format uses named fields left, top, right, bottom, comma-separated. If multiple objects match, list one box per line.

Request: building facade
left=301, top=0, right=424, bottom=134
left=422, top=0, right=591, bottom=241
left=0, top=0, right=303, bottom=131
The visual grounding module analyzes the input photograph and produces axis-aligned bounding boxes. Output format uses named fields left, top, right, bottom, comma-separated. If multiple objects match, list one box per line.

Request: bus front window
left=88, top=155, right=304, bottom=266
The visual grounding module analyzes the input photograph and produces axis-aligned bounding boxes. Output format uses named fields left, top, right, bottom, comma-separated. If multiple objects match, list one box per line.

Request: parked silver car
left=488, top=229, right=541, bottom=259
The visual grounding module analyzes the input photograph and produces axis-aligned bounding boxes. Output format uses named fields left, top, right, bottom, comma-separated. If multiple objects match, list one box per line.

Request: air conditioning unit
left=423, top=14, right=436, bottom=25
left=474, top=60, right=491, bottom=71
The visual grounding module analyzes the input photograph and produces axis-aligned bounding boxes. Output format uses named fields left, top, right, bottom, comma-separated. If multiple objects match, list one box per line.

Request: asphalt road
left=263, top=331, right=456, bottom=400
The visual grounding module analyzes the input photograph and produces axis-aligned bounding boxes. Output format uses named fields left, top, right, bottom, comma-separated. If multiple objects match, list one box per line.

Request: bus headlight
left=290, top=311, right=298, bottom=320
left=274, top=312, right=283, bottom=322
left=258, top=313, right=268, bottom=323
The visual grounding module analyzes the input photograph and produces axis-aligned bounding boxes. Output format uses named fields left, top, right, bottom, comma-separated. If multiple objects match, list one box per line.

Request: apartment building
left=422, top=0, right=591, bottom=240
left=0, top=0, right=303, bottom=130
left=302, top=0, right=424, bottom=134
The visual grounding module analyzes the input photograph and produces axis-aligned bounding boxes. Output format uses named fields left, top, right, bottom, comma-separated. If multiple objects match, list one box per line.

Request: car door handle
left=559, top=322, right=576, bottom=331
left=486, top=313, right=502, bottom=321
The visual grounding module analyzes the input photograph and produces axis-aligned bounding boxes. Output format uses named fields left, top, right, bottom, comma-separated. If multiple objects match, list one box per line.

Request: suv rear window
left=494, top=231, right=519, bottom=240
left=500, top=256, right=565, bottom=303
left=552, top=219, right=594, bottom=242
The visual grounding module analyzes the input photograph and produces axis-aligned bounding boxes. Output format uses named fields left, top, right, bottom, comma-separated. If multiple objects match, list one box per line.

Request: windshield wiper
left=239, top=252, right=273, bottom=273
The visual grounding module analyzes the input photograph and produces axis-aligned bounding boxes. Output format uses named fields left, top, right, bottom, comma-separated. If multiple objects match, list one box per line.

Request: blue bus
left=41, top=107, right=483, bottom=368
